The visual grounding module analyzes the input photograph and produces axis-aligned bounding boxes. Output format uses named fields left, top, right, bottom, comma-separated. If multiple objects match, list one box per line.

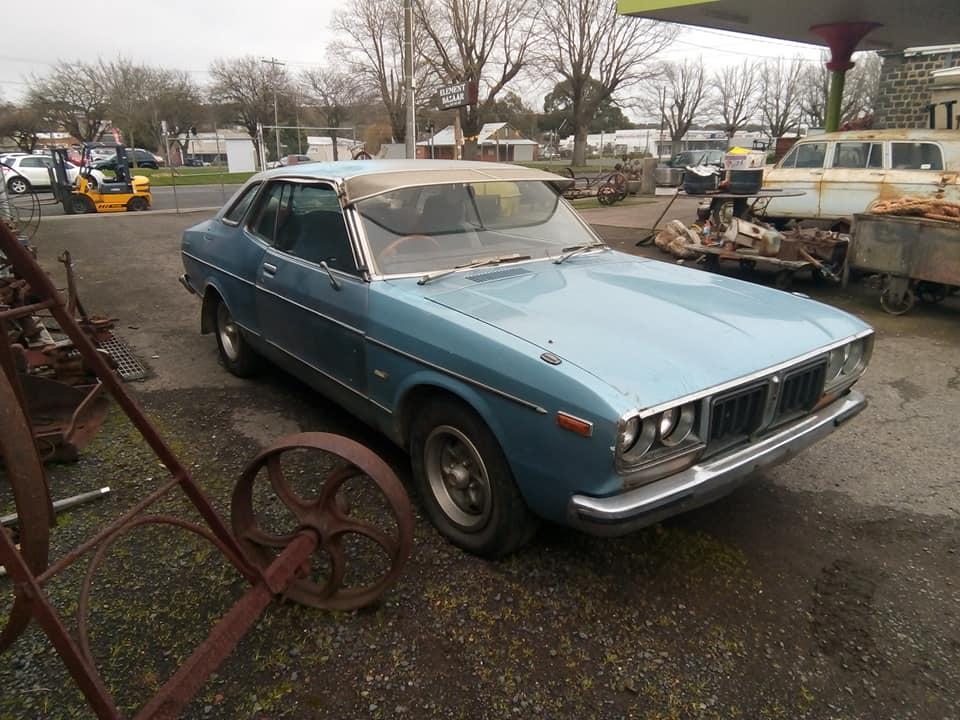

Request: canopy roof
left=616, top=0, right=960, bottom=51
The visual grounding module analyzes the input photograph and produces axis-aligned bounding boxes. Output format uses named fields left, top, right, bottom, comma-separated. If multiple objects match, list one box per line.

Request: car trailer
left=847, top=213, right=960, bottom=315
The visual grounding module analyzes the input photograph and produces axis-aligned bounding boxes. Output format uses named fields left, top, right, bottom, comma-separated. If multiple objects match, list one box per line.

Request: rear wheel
left=410, top=398, right=537, bottom=558
left=213, top=299, right=261, bottom=377
left=126, top=196, right=148, bottom=211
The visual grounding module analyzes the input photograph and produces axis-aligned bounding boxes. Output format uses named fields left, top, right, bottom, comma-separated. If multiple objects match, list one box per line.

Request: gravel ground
left=1, top=212, right=958, bottom=719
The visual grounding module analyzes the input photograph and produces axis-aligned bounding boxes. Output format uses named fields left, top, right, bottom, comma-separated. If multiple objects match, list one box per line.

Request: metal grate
left=97, top=333, right=147, bottom=381
left=466, top=267, right=531, bottom=283
left=775, top=361, right=826, bottom=421
left=709, top=383, right=767, bottom=446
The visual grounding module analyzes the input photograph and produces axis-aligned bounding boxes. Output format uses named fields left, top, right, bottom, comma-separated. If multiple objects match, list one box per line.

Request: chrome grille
left=775, top=361, right=826, bottom=422
left=708, top=383, right=767, bottom=446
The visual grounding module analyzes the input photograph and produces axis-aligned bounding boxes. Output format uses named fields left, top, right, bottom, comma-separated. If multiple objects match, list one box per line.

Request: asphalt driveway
left=1, top=211, right=957, bottom=719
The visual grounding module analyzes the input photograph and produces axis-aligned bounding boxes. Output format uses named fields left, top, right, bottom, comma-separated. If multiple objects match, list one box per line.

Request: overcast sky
left=1, top=0, right=829, bottom=113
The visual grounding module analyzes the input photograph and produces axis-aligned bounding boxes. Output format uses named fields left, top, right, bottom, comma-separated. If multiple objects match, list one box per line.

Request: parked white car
left=761, top=129, right=960, bottom=224
left=1, top=154, right=80, bottom=194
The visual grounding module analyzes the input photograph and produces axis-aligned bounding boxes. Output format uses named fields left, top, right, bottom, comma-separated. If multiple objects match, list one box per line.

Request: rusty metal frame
left=0, top=222, right=413, bottom=718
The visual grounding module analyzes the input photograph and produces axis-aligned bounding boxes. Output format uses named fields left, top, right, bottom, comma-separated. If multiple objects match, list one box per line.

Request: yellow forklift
left=50, top=143, right=152, bottom=214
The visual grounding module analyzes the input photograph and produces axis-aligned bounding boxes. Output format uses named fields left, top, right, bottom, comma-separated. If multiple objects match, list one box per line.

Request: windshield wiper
left=553, top=241, right=609, bottom=265
left=417, top=253, right=531, bottom=285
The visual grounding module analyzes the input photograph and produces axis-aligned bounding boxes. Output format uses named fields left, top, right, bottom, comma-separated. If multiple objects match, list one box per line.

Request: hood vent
left=466, top=267, right=531, bottom=283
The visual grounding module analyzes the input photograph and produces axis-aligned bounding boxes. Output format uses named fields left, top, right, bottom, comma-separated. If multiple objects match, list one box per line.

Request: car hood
left=419, top=253, right=870, bottom=409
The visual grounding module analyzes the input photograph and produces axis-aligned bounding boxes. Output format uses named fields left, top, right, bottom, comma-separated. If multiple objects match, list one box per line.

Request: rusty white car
left=761, top=129, right=960, bottom=224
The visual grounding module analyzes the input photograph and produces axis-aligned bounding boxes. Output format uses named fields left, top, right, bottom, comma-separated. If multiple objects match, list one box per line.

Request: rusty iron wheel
left=231, top=433, right=413, bottom=610
left=0, top=364, right=52, bottom=650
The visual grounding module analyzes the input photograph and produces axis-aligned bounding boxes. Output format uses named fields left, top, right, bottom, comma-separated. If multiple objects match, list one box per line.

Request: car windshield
left=354, top=180, right=599, bottom=275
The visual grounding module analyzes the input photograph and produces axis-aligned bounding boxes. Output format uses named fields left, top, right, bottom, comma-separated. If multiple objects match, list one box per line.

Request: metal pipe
left=1, top=487, right=111, bottom=527
left=404, top=0, right=416, bottom=159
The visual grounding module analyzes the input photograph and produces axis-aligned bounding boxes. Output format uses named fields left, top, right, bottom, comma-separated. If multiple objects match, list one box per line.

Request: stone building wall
left=874, top=47, right=960, bottom=129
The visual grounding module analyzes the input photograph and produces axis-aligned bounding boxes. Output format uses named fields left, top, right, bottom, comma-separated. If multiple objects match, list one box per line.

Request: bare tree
left=0, top=103, right=45, bottom=153
left=535, top=0, right=674, bottom=167
left=331, top=0, right=432, bottom=144
left=646, top=58, right=708, bottom=157
left=301, top=68, right=371, bottom=160
left=711, top=59, right=759, bottom=139
left=208, top=56, right=294, bottom=163
left=799, top=52, right=881, bottom=128
left=758, top=57, right=806, bottom=138
left=415, top=0, right=536, bottom=160
left=99, top=58, right=202, bottom=162
left=27, top=61, right=109, bottom=142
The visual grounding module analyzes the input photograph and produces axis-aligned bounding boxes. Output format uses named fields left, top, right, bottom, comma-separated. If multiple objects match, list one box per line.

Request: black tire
left=410, top=398, right=537, bottom=558
left=213, top=298, right=261, bottom=377
left=71, top=195, right=94, bottom=214
left=127, top=196, right=148, bottom=211
left=7, top=177, right=30, bottom=195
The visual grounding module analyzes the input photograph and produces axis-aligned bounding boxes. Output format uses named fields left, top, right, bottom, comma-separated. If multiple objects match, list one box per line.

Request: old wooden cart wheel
left=231, top=433, right=413, bottom=610
left=597, top=185, right=616, bottom=205
left=607, top=172, right=628, bottom=201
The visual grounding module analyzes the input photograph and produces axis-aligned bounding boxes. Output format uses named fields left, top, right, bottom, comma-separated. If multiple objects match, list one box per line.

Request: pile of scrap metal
left=656, top=215, right=848, bottom=288
left=0, top=248, right=139, bottom=462
left=868, top=196, right=960, bottom=224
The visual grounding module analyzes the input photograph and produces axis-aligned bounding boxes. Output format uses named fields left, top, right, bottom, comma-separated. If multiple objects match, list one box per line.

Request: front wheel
left=7, top=177, right=30, bottom=195
left=410, top=398, right=537, bottom=558
left=71, top=195, right=94, bottom=214
left=213, top=299, right=261, bottom=376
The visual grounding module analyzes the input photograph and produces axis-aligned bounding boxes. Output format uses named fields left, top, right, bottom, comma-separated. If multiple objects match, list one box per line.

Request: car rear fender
left=199, top=280, right=229, bottom=335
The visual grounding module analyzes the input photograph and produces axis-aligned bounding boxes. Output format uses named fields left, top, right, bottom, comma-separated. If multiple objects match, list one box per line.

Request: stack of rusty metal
left=0, top=251, right=114, bottom=462
left=868, top=197, right=960, bottom=224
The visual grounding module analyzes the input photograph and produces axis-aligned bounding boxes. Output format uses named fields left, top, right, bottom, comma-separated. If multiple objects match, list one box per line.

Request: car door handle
left=262, top=262, right=278, bottom=276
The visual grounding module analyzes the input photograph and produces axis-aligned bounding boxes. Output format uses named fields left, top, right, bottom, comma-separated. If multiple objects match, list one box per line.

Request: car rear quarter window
left=891, top=142, right=944, bottom=170
left=832, top=142, right=883, bottom=169
left=222, top=182, right=261, bottom=225
left=249, top=183, right=287, bottom=242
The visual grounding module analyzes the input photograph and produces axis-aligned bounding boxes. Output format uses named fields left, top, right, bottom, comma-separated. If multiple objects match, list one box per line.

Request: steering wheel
left=378, top=234, right=441, bottom=262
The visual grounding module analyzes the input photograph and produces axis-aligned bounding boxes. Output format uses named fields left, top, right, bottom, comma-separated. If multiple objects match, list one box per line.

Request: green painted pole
left=825, top=68, right=847, bottom=132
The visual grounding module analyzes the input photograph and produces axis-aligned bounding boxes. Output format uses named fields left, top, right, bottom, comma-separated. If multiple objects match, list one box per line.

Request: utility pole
left=261, top=57, right=285, bottom=165
left=403, top=0, right=416, bottom=159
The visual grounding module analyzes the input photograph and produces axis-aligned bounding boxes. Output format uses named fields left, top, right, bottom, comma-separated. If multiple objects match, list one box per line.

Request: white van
left=761, top=129, right=960, bottom=224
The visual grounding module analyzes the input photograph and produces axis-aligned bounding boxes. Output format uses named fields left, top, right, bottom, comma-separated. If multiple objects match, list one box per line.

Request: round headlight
left=842, top=340, right=864, bottom=374
left=620, top=417, right=640, bottom=451
left=659, top=408, right=679, bottom=438
left=660, top=403, right=696, bottom=447
left=826, top=346, right=846, bottom=382
left=621, top=416, right=657, bottom=460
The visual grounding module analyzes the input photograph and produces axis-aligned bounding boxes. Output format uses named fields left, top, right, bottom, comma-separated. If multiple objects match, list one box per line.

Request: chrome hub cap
left=424, top=425, right=491, bottom=530
left=217, top=303, right=240, bottom=361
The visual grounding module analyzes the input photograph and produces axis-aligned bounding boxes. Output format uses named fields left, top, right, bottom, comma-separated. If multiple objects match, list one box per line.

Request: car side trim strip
left=183, top=252, right=257, bottom=288
left=365, top=336, right=548, bottom=415
left=255, top=284, right=365, bottom=335
left=263, top=338, right=392, bottom=415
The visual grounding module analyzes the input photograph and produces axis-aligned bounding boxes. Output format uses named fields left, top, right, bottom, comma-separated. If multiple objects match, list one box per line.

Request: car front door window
left=275, top=183, right=359, bottom=275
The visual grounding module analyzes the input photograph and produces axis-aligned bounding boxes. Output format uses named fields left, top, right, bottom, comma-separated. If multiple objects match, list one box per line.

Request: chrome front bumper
left=568, top=390, right=866, bottom=536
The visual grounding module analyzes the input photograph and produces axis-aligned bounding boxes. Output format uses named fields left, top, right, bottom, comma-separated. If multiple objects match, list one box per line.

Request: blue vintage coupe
left=180, top=160, right=872, bottom=557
